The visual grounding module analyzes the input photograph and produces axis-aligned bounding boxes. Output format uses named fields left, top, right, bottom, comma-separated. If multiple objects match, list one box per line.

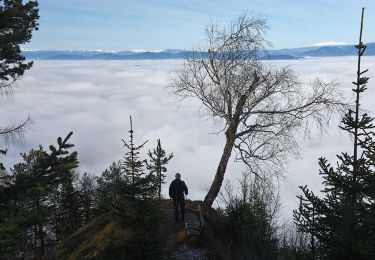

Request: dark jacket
left=169, top=179, right=188, bottom=200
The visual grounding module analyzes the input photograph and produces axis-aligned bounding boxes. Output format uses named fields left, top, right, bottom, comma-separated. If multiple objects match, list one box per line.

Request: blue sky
left=25, top=0, right=375, bottom=51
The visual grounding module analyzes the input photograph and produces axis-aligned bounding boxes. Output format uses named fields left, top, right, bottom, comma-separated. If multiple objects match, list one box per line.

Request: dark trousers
left=173, top=198, right=185, bottom=222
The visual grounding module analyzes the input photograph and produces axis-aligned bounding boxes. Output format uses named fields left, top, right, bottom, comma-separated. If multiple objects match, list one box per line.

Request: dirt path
left=161, top=201, right=207, bottom=259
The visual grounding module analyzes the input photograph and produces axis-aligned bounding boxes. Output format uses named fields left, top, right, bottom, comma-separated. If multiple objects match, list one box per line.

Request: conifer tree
left=145, top=139, right=173, bottom=199
left=122, top=116, right=152, bottom=199
left=293, top=8, right=375, bottom=259
left=78, top=172, right=96, bottom=224
left=53, top=171, right=81, bottom=241
left=0, top=132, right=78, bottom=257
left=0, top=0, right=39, bottom=83
left=0, top=0, right=39, bottom=169
left=96, top=161, right=124, bottom=210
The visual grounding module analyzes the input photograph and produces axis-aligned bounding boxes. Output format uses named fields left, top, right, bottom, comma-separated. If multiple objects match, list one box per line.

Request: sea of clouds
left=2, top=57, right=375, bottom=221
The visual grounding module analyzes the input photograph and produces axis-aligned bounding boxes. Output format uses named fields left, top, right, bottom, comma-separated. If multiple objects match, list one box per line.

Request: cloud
left=3, top=57, right=375, bottom=221
left=313, top=41, right=348, bottom=46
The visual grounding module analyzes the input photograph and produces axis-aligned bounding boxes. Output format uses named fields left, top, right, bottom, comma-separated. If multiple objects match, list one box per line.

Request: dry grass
left=49, top=211, right=130, bottom=259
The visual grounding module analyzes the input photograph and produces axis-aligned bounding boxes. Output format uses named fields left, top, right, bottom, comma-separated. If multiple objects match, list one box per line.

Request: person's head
left=175, top=173, right=181, bottom=179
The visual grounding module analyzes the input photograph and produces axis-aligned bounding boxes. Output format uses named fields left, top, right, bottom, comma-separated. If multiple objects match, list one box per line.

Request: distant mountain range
left=22, top=42, right=375, bottom=61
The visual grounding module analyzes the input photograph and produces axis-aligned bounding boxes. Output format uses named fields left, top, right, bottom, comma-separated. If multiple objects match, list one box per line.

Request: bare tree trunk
left=203, top=133, right=235, bottom=210
left=158, top=170, right=162, bottom=200
left=203, top=95, right=247, bottom=210
left=35, top=200, right=45, bottom=256
left=203, top=95, right=248, bottom=211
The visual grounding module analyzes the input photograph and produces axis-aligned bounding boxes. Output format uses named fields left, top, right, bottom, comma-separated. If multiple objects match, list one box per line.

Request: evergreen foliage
left=206, top=173, right=279, bottom=259
left=96, top=160, right=125, bottom=211
left=0, top=0, right=39, bottom=82
left=2, top=4, right=372, bottom=259
left=115, top=199, right=166, bottom=259
left=50, top=201, right=166, bottom=260
left=0, top=132, right=78, bottom=257
left=52, top=171, right=81, bottom=241
left=145, top=138, right=173, bottom=199
left=225, top=199, right=278, bottom=259
left=122, top=116, right=153, bottom=199
left=0, top=126, right=167, bottom=258
left=0, top=0, right=39, bottom=168
left=50, top=211, right=127, bottom=259
left=293, top=8, right=375, bottom=259
left=78, top=172, right=97, bottom=224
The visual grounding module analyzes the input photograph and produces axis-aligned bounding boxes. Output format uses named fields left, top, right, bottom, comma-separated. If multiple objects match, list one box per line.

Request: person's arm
left=183, top=182, right=188, bottom=195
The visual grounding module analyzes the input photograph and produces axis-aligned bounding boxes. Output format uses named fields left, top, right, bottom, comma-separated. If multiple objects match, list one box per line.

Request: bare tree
left=220, top=171, right=280, bottom=221
left=217, top=172, right=280, bottom=259
left=169, top=13, right=346, bottom=210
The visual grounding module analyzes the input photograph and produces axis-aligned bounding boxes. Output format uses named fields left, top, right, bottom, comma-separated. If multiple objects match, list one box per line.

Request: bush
left=205, top=173, right=279, bottom=260
left=50, top=199, right=166, bottom=259
left=113, top=199, right=167, bottom=259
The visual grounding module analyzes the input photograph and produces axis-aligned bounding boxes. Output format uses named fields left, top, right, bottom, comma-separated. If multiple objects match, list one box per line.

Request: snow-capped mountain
left=21, top=42, right=375, bottom=60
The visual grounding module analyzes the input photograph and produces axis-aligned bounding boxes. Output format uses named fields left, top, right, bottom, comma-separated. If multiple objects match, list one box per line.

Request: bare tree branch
left=0, top=114, right=32, bottom=144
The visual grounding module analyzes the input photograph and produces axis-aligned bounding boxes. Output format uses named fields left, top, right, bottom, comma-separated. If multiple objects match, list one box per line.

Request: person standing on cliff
left=169, top=173, right=188, bottom=223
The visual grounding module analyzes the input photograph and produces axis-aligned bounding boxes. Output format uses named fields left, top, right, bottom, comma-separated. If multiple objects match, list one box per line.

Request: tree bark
left=38, top=223, right=45, bottom=256
left=203, top=131, right=235, bottom=210
left=203, top=95, right=247, bottom=212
